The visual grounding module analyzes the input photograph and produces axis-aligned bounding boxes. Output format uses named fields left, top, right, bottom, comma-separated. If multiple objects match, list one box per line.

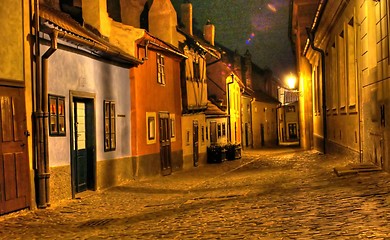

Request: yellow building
left=292, top=0, right=390, bottom=171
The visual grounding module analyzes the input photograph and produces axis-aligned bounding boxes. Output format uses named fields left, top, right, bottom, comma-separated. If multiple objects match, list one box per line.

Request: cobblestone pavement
left=2, top=147, right=390, bottom=239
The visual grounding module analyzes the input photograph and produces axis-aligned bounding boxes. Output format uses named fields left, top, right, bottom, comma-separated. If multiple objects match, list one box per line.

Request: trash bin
left=207, top=145, right=226, bottom=163
left=226, top=144, right=241, bottom=160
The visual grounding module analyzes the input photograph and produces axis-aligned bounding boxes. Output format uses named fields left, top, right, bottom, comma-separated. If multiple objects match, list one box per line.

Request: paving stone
left=1, top=148, right=390, bottom=239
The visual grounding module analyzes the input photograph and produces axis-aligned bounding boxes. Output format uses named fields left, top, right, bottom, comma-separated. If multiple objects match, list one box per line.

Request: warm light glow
left=286, top=74, right=297, bottom=89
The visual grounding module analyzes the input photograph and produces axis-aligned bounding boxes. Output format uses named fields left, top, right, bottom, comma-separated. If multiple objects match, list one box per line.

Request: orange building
left=131, top=34, right=185, bottom=177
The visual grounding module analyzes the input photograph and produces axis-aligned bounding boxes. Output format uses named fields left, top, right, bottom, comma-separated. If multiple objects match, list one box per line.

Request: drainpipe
left=250, top=97, right=256, bottom=148
left=306, top=27, right=327, bottom=154
left=227, top=74, right=234, bottom=143
left=41, top=31, right=58, bottom=207
left=33, top=0, right=47, bottom=209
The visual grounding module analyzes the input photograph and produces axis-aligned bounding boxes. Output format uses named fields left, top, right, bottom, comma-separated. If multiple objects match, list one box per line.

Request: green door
left=72, top=98, right=95, bottom=193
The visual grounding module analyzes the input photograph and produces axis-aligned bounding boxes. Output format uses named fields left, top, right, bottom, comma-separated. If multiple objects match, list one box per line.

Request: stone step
left=334, top=163, right=382, bottom=177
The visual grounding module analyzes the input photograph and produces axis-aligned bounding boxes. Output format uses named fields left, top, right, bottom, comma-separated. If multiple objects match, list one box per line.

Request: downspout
left=33, top=0, right=47, bottom=209
left=306, top=27, right=327, bottom=154
left=227, top=74, right=234, bottom=143
left=41, top=31, right=58, bottom=206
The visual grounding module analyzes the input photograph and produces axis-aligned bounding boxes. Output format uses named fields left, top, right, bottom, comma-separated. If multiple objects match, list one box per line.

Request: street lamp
left=286, top=74, right=297, bottom=89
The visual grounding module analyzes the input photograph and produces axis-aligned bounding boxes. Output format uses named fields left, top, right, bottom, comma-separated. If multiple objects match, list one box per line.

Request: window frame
left=146, top=112, right=157, bottom=145
left=104, top=100, right=116, bottom=152
left=49, top=94, right=66, bottom=136
left=157, top=53, right=166, bottom=85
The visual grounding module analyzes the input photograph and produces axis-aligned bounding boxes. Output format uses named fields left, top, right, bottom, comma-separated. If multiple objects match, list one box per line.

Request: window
left=287, top=106, right=295, bottom=112
left=206, top=126, right=208, bottom=140
left=186, top=131, right=190, bottom=145
left=201, top=126, right=205, bottom=142
left=337, top=31, right=346, bottom=111
left=217, top=123, right=222, bottom=138
left=222, top=123, right=226, bottom=136
left=347, top=18, right=357, bottom=109
left=104, top=100, right=116, bottom=151
left=49, top=95, right=66, bottom=136
left=157, top=53, right=165, bottom=85
left=313, top=67, right=318, bottom=115
left=193, top=60, right=200, bottom=81
left=331, top=43, right=338, bottom=113
left=170, top=114, right=176, bottom=142
left=170, top=118, right=175, bottom=138
left=146, top=112, right=156, bottom=144
left=210, top=121, right=217, bottom=144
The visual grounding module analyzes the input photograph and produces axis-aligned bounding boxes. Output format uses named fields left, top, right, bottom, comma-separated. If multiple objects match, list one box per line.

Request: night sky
left=171, top=0, right=295, bottom=80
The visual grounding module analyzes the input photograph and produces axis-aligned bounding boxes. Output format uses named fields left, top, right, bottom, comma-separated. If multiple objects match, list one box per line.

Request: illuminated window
left=146, top=112, right=157, bottom=144
left=170, top=114, right=175, bottom=139
left=104, top=100, right=116, bottom=151
left=49, top=95, right=66, bottom=136
left=148, top=117, right=155, bottom=140
left=157, top=53, right=165, bottom=85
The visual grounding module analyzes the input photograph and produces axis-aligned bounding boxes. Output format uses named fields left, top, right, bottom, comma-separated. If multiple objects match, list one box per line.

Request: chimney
left=120, top=0, right=148, bottom=28
left=82, top=0, right=111, bottom=37
left=149, top=0, right=178, bottom=47
left=203, top=20, right=215, bottom=46
left=181, top=1, right=193, bottom=35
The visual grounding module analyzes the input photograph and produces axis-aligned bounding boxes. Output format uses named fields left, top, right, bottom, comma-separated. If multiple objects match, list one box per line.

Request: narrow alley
left=1, top=148, right=390, bottom=239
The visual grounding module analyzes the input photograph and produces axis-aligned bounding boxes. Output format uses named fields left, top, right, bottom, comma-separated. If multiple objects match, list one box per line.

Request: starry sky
left=171, top=0, right=295, bottom=80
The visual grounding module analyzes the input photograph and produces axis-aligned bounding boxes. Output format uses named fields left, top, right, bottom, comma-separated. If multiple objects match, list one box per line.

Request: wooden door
left=159, top=112, right=172, bottom=176
left=0, top=87, right=30, bottom=215
left=193, top=120, right=199, bottom=167
left=260, top=124, right=265, bottom=146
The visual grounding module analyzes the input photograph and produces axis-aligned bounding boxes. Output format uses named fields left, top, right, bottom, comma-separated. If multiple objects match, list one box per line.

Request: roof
left=137, top=31, right=187, bottom=59
left=205, top=101, right=227, bottom=116
left=177, top=27, right=221, bottom=59
left=39, top=4, right=143, bottom=66
left=253, top=90, right=281, bottom=104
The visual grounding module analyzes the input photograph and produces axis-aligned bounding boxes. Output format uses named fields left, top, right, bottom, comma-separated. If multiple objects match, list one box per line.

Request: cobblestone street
left=1, top=148, right=390, bottom=239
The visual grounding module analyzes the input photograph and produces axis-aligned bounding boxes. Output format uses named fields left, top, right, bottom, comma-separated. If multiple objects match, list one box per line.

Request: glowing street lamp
left=286, top=74, right=297, bottom=89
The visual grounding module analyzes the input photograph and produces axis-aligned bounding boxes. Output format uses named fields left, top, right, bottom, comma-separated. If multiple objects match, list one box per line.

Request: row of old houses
left=291, top=0, right=390, bottom=171
left=0, top=0, right=282, bottom=215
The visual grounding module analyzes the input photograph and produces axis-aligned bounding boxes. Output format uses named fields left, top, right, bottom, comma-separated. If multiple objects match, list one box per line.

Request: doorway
left=0, top=87, right=30, bottom=215
left=159, top=112, right=172, bottom=176
left=70, top=93, right=96, bottom=196
left=288, top=123, right=298, bottom=140
left=193, top=120, right=199, bottom=167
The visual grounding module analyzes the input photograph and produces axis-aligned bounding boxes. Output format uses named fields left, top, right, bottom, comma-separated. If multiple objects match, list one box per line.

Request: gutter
left=51, top=29, right=144, bottom=65
left=306, top=0, right=328, bottom=153
left=148, top=41, right=188, bottom=59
